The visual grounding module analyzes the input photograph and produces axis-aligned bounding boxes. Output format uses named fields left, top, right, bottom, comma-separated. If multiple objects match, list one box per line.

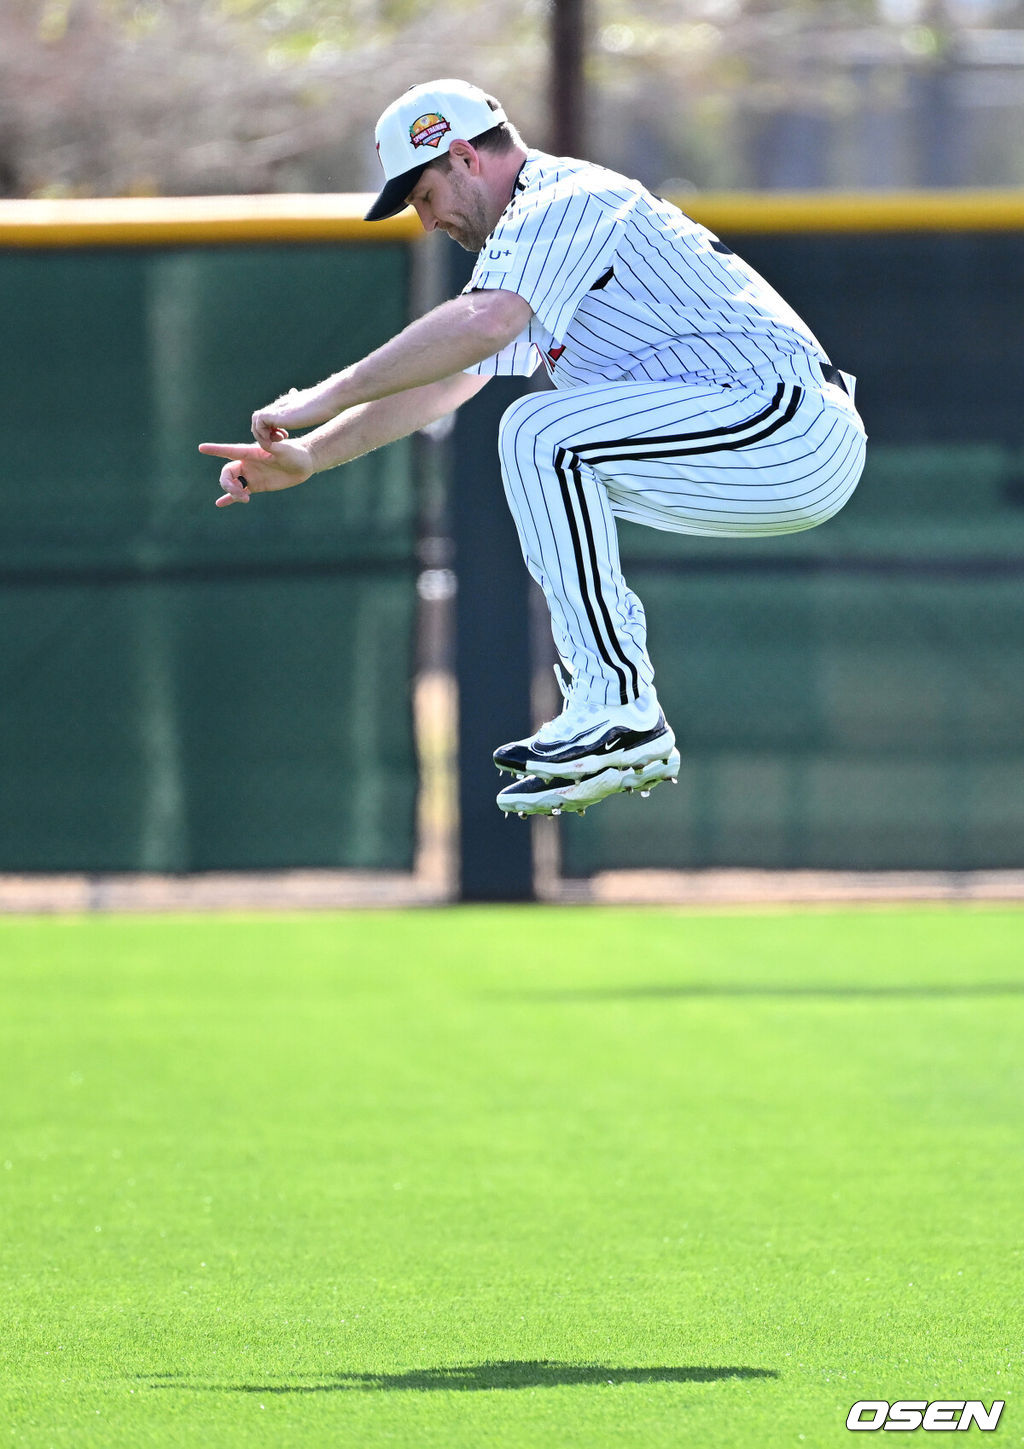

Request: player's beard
left=442, top=172, right=494, bottom=253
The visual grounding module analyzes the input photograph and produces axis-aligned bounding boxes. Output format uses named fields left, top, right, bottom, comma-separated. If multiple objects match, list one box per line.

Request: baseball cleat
left=496, top=766, right=631, bottom=818
left=496, top=749, right=681, bottom=818
left=493, top=685, right=676, bottom=782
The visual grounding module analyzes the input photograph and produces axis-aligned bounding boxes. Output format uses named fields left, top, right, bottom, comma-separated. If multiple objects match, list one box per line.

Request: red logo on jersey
left=546, top=345, right=566, bottom=368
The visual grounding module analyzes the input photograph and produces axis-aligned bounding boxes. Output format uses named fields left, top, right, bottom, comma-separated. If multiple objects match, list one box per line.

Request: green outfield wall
left=2, top=194, right=1022, bottom=881
left=0, top=202, right=421, bottom=872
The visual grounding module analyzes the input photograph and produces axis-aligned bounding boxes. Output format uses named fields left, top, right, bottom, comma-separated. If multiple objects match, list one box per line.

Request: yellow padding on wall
left=3, top=189, right=1024, bottom=246
left=0, top=194, right=421, bottom=246
left=680, top=189, right=1024, bottom=233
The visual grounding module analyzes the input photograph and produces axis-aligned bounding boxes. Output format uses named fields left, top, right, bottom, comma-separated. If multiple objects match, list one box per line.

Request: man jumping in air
left=200, top=78, right=866, bottom=819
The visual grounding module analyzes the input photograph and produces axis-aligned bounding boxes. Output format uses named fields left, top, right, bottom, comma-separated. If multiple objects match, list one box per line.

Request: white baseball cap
left=364, top=79, right=507, bottom=222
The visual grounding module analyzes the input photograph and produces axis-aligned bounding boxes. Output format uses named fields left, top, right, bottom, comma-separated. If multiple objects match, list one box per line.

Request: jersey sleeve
left=462, top=336, right=543, bottom=378
left=464, top=183, right=631, bottom=344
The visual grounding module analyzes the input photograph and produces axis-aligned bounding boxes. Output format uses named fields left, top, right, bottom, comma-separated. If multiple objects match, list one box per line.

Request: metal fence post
left=451, top=376, right=536, bottom=901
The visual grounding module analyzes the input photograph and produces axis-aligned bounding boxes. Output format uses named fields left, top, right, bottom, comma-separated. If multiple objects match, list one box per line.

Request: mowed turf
left=2, top=906, right=1022, bottom=1449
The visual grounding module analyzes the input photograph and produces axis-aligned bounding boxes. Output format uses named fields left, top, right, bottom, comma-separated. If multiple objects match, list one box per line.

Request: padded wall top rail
left=685, top=189, right=1024, bottom=233
left=0, top=193, right=421, bottom=246
left=4, top=189, right=1024, bottom=246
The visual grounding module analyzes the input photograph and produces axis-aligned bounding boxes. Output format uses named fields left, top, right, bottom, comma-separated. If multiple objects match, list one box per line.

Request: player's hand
left=197, top=436, right=314, bottom=507
left=251, top=384, right=338, bottom=448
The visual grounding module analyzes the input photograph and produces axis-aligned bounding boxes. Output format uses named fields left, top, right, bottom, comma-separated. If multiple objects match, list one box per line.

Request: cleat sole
left=626, top=749, right=682, bottom=798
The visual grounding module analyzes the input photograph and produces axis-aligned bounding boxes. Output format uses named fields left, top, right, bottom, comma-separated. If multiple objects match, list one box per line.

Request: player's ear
left=448, top=140, right=480, bottom=174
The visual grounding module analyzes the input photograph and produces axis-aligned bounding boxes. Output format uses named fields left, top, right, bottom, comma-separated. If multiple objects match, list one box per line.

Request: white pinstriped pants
left=497, top=374, right=867, bottom=709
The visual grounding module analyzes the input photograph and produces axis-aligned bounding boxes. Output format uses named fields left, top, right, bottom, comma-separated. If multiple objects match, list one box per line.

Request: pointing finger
left=199, top=441, right=267, bottom=461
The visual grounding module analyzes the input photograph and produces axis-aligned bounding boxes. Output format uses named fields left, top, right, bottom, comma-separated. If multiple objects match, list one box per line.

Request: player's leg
left=497, top=387, right=657, bottom=710
left=492, top=376, right=865, bottom=811
left=493, top=386, right=677, bottom=785
left=589, top=377, right=866, bottom=541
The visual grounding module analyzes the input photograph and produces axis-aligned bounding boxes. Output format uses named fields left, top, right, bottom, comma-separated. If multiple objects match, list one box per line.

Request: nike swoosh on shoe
left=530, top=725, right=603, bottom=755
left=536, top=719, right=668, bottom=763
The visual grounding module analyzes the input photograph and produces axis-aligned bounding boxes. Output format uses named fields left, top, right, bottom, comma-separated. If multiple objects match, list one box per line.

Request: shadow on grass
left=522, top=982, right=1024, bottom=1002
left=145, top=1361, right=778, bottom=1394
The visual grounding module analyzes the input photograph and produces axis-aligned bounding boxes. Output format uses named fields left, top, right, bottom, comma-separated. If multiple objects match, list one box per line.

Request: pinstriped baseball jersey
left=463, top=150, right=834, bottom=391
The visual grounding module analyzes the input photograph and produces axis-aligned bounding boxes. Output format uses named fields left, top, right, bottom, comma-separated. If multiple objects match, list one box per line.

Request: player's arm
left=249, top=288, right=533, bottom=445
left=199, top=370, right=489, bottom=507
left=303, top=369, right=490, bottom=471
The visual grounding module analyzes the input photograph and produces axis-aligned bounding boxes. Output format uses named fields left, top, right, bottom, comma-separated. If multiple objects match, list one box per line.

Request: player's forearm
left=316, top=291, right=530, bottom=413
left=302, top=372, right=486, bottom=473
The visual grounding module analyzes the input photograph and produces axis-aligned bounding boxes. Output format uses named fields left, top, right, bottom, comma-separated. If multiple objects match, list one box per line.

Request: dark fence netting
left=1, top=243, right=419, bottom=872
left=562, top=231, right=1024, bottom=875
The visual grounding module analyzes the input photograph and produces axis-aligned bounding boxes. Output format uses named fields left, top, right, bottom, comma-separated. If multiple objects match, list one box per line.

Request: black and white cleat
left=496, top=749, right=680, bottom=818
left=496, top=766, right=630, bottom=818
left=493, top=673, right=676, bottom=782
left=494, top=712, right=676, bottom=782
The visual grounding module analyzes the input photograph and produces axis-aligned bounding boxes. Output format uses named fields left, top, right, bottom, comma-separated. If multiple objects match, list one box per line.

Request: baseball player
left=200, top=78, right=866, bottom=819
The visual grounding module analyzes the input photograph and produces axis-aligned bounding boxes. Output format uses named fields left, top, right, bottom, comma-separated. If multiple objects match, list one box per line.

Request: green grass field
left=3, top=906, right=1022, bottom=1448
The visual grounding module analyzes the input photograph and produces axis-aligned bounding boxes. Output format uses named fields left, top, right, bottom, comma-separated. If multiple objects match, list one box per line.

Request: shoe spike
left=551, top=807, right=562, bottom=817
left=640, top=788, right=651, bottom=799
left=518, top=811, right=527, bottom=820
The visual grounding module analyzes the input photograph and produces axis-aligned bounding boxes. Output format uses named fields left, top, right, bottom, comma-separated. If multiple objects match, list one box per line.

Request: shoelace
left=534, top=663, right=609, bottom=742
left=550, top=660, right=604, bottom=726
left=553, top=659, right=573, bottom=706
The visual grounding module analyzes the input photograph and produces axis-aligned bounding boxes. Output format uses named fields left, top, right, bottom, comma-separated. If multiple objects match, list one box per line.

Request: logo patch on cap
left=410, top=113, right=451, bottom=149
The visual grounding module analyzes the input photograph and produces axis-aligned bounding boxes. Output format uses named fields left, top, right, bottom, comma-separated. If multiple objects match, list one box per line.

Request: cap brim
left=364, top=162, right=428, bottom=221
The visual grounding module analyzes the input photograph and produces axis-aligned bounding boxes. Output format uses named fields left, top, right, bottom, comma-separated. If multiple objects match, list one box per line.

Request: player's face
left=407, top=161, right=493, bottom=252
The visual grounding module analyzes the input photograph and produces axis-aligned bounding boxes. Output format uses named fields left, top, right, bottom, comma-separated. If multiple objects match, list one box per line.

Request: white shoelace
left=534, top=669, right=609, bottom=744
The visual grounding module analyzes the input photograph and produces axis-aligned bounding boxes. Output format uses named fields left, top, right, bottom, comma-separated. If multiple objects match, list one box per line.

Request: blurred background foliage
left=4, top=0, right=1024, bottom=197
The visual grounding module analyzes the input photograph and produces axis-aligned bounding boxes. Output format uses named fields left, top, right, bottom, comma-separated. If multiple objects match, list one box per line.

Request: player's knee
left=497, top=391, right=565, bottom=468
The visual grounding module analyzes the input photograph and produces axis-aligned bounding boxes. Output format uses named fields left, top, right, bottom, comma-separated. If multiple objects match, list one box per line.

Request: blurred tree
left=0, top=0, right=551, bottom=195
left=2, top=0, right=1024, bottom=196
